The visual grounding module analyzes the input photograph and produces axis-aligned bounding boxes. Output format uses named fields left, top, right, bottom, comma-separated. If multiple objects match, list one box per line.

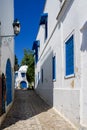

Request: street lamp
left=13, top=19, right=21, bottom=36
left=0, top=19, right=21, bottom=37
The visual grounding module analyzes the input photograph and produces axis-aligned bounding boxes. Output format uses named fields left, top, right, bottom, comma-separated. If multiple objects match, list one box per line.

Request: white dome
left=19, top=65, right=28, bottom=73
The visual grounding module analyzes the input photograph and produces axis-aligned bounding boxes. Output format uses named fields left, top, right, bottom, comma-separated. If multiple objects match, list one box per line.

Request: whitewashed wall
left=35, top=0, right=87, bottom=128
left=78, top=0, right=87, bottom=127
left=0, top=0, right=14, bottom=74
left=0, top=0, right=14, bottom=124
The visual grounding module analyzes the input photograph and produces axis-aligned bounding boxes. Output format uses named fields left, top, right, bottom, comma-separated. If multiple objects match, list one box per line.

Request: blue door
left=6, top=59, right=12, bottom=105
left=20, top=81, right=27, bottom=89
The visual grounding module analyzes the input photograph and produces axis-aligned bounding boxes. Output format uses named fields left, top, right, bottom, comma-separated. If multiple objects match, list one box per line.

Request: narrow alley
left=0, top=89, right=76, bottom=130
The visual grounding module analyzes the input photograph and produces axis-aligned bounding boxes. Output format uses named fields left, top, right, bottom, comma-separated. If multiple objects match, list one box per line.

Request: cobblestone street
left=0, top=89, right=76, bottom=130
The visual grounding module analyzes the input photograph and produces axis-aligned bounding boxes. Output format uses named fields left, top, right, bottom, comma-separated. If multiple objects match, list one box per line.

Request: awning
left=32, top=40, right=40, bottom=50
left=39, top=13, right=48, bottom=25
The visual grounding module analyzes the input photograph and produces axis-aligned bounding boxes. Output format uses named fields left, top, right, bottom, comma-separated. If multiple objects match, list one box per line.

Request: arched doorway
left=2, top=73, right=6, bottom=114
left=6, top=59, right=12, bottom=105
left=20, top=81, right=27, bottom=89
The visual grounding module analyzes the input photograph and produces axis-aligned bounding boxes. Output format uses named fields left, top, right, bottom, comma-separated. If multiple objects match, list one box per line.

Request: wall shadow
left=61, top=0, right=74, bottom=22
left=35, top=50, right=54, bottom=107
left=0, top=89, right=51, bottom=129
left=80, top=21, right=87, bottom=52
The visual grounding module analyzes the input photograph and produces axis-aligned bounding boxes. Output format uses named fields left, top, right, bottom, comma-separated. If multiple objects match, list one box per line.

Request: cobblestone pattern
left=0, top=89, right=76, bottom=130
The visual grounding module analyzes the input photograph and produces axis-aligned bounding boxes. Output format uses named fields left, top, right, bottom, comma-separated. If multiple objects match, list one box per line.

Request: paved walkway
left=0, top=89, right=76, bottom=130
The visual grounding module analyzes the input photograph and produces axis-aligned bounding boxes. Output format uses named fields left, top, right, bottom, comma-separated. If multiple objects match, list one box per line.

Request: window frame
left=39, top=13, right=48, bottom=42
left=65, top=34, right=75, bottom=78
left=44, top=18, right=48, bottom=41
left=15, top=72, right=18, bottom=78
left=52, top=55, right=56, bottom=81
left=21, top=72, right=26, bottom=78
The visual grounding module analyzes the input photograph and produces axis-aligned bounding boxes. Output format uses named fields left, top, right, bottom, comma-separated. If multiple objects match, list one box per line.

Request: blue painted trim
left=52, top=56, right=56, bottom=80
left=20, top=81, right=27, bottom=89
left=21, top=73, right=25, bottom=78
left=32, top=40, right=40, bottom=64
left=6, top=59, right=12, bottom=105
left=65, top=35, right=74, bottom=77
left=39, top=13, right=48, bottom=41
left=45, top=20, right=48, bottom=40
left=40, top=13, right=48, bottom=25
left=32, top=40, right=40, bottom=50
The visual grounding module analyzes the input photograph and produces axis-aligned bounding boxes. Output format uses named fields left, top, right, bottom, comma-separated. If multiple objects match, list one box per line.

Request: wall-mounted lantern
left=0, top=19, right=20, bottom=37
left=13, top=19, right=21, bottom=36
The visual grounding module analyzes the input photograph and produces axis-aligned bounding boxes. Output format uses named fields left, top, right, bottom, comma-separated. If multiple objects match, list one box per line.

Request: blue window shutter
left=35, top=47, right=38, bottom=64
left=65, top=35, right=74, bottom=76
left=21, top=73, right=25, bottom=77
left=35, top=53, right=38, bottom=64
left=52, top=56, right=56, bottom=80
left=40, top=13, right=48, bottom=25
left=39, top=13, right=48, bottom=40
left=6, top=59, right=12, bottom=105
left=45, top=20, right=48, bottom=40
left=32, top=40, right=40, bottom=64
left=15, top=72, right=18, bottom=78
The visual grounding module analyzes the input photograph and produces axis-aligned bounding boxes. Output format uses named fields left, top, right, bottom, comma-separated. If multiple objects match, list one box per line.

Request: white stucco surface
left=34, top=0, right=87, bottom=128
left=15, top=65, right=28, bottom=89
left=0, top=0, right=14, bottom=125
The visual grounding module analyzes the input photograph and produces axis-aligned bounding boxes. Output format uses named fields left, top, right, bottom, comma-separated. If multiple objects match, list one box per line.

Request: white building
left=0, top=0, right=20, bottom=125
left=33, top=0, right=87, bottom=129
left=15, top=65, right=28, bottom=89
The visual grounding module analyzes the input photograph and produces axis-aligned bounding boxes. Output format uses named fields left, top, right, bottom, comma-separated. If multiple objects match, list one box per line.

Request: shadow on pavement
left=0, top=89, right=51, bottom=129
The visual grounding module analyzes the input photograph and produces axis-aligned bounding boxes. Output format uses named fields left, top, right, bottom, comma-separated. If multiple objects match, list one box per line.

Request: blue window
left=6, top=59, right=12, bottom=105
left=65, top=35, right=74, bottom=77
left=52, top=56, right=56, bottom=80
left=21, top=73, right=25, bottom=77
left=45, top=21, right=48, bottom=40
left=40, top=13, right=48, bottom=40
left=15, top=72, right=18, bottom=78
left=35, top=54, right=38, bottom=64
left=32, top=40, right=40, bottom=64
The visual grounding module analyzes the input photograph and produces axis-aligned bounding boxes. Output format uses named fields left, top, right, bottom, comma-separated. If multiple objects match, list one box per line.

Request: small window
left=21, top=73, right=26, bottom=78
left=52, top=56, right=56, bottom=80
left=32, top=40, right=40, bottom=64
left=45, top=21, right=48, bottom=40
left=65, top=35, right=74, bottom=77
left=15, top=72, right=18, bottom=78
left=40, top=13, right=48, bottom=41
left=35, top=54, right=38, bottom=64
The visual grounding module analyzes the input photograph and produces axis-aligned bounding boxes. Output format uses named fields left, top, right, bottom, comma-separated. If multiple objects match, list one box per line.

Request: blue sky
left=14, top=0, right=46, bottom=64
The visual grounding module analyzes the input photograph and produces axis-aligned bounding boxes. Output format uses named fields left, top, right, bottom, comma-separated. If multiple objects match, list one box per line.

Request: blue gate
left=6, top=59, right=12, bottom=105
left=20, top=81, right=27, bottom=89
